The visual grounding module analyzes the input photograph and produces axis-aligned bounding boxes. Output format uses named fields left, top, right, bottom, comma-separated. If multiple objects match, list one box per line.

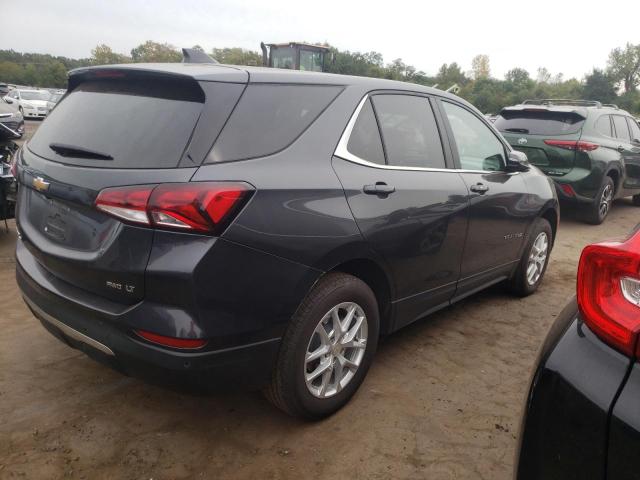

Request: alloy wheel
left=599, top=184, right=613, bottom=219
left=304, top=302, right=368, bottom=398
left=526, top=232, right=549, bottom=286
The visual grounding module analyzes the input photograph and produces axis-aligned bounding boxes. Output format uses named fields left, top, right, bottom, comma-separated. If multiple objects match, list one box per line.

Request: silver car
left=0, top=98, right=24, bottom=138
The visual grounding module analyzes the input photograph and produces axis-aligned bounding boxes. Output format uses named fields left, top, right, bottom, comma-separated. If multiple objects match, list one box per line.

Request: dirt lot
left=1, top=120, right=639, bottom=479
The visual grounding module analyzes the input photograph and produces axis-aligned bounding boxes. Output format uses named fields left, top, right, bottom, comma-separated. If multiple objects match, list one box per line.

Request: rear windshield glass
left=494, top=110, right=585, bottom=135
left=28, top=77, right=205, bottom=168
left=206, top=84, right=342, bottom=163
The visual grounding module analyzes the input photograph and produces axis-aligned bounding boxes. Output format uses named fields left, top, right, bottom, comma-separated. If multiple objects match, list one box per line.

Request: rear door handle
left=363, top=182, right=395, bottom=195
left=470, top=183, right=489, bottom=194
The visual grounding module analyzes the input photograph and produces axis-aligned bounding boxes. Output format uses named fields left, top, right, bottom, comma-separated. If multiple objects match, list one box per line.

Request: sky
left=2, top=0, right=639, bottom=80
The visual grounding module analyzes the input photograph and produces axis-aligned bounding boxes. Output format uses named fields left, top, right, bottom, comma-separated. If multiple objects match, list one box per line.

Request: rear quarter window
left=494, top=110, right=585, bottom=135
left=595, top=115, right=613, bottom=137
left=206, top=84, right=343, bottom=163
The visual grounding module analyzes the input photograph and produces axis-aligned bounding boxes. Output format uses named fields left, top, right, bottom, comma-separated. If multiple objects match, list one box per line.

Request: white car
left=4, top=89, right=50, bottom=119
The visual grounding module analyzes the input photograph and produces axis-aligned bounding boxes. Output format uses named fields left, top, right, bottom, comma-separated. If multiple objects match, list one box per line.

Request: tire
left=265, top=272, right=379, bottom=419
left=586, top=176, right=614, bottom=225
left=506, top=218, right=552, bottom=297
left=632, top=194, right=640, bottom=206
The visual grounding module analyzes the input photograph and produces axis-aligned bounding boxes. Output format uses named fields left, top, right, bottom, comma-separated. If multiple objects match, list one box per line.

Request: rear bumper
left=17, top=259, right=281, bottom=390
left=515, top=298, right=631, bottom=479
left=552, top=180, right=595, bottom=204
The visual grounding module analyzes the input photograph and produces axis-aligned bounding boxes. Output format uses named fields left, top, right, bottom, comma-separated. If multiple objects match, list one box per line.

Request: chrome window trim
left=334, top=94, right=500, bottom=175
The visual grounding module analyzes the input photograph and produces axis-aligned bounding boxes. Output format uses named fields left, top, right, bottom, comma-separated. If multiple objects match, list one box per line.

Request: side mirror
left=506, top=150, right=530, bottom=172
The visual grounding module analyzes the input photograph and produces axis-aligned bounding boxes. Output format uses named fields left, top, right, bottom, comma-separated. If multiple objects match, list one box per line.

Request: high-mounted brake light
left=95, top=182, right=253, bottom=234
left=135, top=329, right=208, bottom=349
left=544, top=140, right=599, bottom=152
left=577, top=229, right=640, bottom=357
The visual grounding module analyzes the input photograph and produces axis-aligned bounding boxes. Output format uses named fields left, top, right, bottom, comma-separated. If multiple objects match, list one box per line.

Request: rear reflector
left=95, top=182, right=253, bottom=234
left=135, top=329, right=208, bottom=349
left=577, top=229, right=640, bottom=357
left=544, top=139, right=599, bottom=152
left=560, top=184, right=575, bottom=197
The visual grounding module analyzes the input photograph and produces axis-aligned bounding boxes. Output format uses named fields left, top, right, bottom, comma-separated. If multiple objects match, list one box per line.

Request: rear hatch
left=495, top=106, right=587, bottom=176
left=17, top=67, right=246, bottom=304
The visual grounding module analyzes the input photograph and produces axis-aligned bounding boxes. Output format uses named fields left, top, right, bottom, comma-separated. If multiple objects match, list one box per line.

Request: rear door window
left=207, top=84, right=342, bottom=163
left=442, top=101, right=506, bottom=171
left=494, top=110, right=585, bottom=135
left=595, top=115, right=613, bottom=137
left=28, top=77, right=209, bottom=168
left=346, top=99, right=385, bottom=165
left=371, top=94, right=445, bottom=168
left=613, top=115, right=631, bottom=142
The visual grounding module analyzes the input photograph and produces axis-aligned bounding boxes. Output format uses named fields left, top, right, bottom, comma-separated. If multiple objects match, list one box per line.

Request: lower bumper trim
left=24, top=296, right=115, bottom=357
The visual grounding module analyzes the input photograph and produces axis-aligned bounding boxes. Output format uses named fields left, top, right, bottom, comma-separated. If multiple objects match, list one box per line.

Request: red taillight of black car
left=95, top=182, right=253, bottom=235
left=577, top=229, right=640, bottom=357
left=544, top=139, right=599, bottom=152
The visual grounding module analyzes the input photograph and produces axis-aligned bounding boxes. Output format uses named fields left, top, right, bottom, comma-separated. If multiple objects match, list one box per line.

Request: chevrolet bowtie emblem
left=32, top=176, right=50, bottom=192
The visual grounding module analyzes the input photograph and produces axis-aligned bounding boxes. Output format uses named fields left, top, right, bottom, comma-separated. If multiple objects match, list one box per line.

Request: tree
left=130, top=41, right=181, bottom=63
left=583, top=69, right=617, bottom=103
left=211, top=47, right=262, bottom=66
left=536, top=67, right=551, bottom=84
left=471, top=54, right=490, bottom=80
left=435, top=63, right=467, bottom=89
left=91, top=44, right=130, bottom=65
left=505, top=68, right=531, bottom=88
left=607, top=43, right=640, bottom=93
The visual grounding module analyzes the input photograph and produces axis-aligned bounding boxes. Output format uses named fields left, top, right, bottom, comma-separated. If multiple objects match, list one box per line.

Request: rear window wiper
left=49, top=143, right=113, bottom=160
left=504, top=128, right=530, bottom=133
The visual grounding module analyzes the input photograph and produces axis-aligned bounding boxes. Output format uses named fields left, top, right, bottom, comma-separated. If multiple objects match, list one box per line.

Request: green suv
left=495, top=99, right=640, bottom=224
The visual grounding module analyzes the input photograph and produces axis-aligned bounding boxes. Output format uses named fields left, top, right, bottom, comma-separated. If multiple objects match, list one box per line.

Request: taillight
left=135, top=329, right=208, bottom=349
left=544, top=140, right=599, bottom=152
left=95, top=182, right=253, bottom=234
left=577, top=230, right=640, bottom=356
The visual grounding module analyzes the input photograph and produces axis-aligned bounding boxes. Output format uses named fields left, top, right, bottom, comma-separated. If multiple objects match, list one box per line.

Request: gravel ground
left=1, top=120, right=639, bottom=479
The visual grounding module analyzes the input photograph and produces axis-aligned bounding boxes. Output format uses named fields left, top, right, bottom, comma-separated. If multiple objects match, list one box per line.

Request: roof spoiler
left=182, top=48, right=218, bottom=64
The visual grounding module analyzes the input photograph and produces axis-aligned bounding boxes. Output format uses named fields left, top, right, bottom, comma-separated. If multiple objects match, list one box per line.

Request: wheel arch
left=540, top=207, right=558, bottom=246
left=328, top=257, right=394, bottom=335
left=605, top=165, right=622, bottom=195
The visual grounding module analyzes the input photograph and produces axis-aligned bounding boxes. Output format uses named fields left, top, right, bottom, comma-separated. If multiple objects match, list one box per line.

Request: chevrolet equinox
left=15, top=63, right=559, bottom=418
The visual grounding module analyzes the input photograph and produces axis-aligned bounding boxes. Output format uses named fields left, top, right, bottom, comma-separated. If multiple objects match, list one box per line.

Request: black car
left=496, top=100, right=640, bottom=225
left=516, top=225, right=640, bottom=479
left=15, top=63, right=559, bottom=418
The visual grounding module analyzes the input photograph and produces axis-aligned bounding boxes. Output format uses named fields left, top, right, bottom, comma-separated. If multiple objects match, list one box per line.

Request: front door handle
left=470, top=183, right=489, bottom=194
left=363, top=182, right=395, bottom=195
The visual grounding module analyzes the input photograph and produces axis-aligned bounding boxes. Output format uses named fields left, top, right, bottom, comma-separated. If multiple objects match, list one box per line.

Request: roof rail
left=602, top=103, right=619, bottom=110
left=522, top=99, right=602, bottom=108
left=182, top=48, right=218, bottom=64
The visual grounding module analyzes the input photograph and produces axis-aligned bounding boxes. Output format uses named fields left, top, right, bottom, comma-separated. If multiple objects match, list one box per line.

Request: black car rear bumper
left=552, top=180, right=595, bottom=204
left=15, top=237, right=301, bottom=391
left=515, top=297, right=632, bottom=480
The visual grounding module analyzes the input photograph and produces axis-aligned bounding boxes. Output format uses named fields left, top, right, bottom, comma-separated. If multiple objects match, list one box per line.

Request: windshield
left=21, top=91, right=50, bottom=101
left=49, top=93, right=62, bottom=103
